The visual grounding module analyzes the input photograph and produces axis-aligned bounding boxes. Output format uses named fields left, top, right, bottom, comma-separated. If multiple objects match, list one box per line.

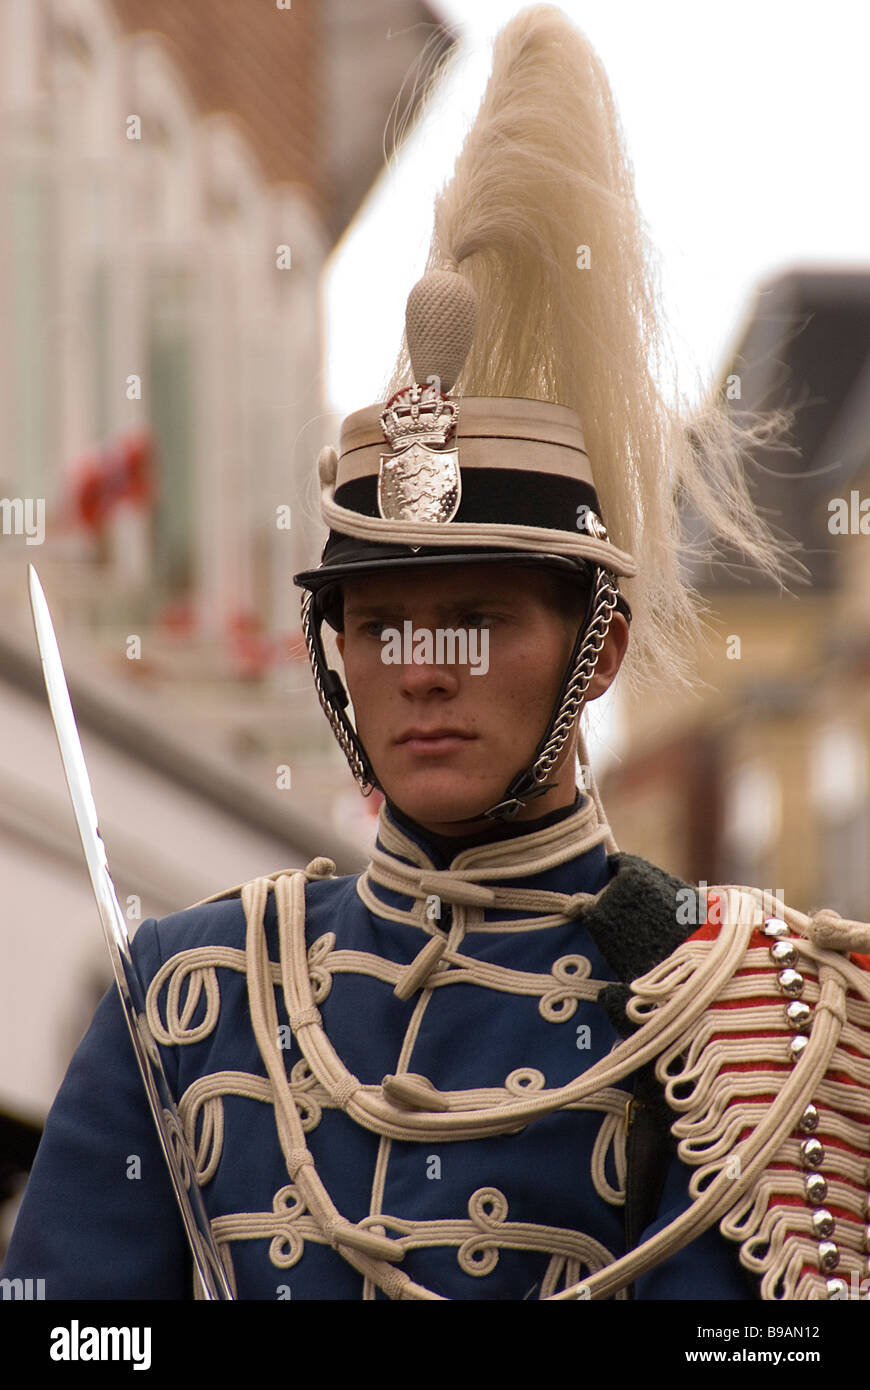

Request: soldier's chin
left=379, top=766, right=503, bottom=829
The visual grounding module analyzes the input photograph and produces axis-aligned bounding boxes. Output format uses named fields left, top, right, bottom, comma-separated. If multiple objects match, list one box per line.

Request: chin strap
left=301, top=588, right=377, bottom=795
left=300, top=564, right=621, bottom=824
left=481, top=566, right=619, bottom=820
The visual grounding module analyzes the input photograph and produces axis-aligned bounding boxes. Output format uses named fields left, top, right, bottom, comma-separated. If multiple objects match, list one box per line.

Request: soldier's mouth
left=396, top=728, right=478, bottom=754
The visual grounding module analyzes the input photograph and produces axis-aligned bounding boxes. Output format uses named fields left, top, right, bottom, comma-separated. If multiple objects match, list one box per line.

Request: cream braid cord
left=206, top=852, right=865, bottom=1299
left=267, top=871, right=752, bottom=1142
left=319, top=473, right=637, bottom=577
left=552, top=965, right=844, bottom=1299
left=141, top=858, right=870, bottom=1298
left=365, top=780, right=613, bottom=905
left=554, top=890, right=870, bottom=1300
left=243, top=872, right=440, bottom=1300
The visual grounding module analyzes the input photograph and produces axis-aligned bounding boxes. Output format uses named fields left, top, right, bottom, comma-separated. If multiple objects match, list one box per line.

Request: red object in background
left=228, top=622, right=313, bottom=676
left=74, top=430, right=156, bottom=532
left=157, top=598, right=196, bottom=638
left=228, top=610, right=272, bottom=680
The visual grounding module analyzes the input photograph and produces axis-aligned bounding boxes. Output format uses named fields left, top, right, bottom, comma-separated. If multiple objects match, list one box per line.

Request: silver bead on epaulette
left=765, top=913, right=843, bottom=1294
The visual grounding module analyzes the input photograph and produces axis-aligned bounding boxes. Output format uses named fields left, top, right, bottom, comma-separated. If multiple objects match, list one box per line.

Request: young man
left=334, top=563, right=629, bottom=835
left=5, top=5, right=870, bottom=1302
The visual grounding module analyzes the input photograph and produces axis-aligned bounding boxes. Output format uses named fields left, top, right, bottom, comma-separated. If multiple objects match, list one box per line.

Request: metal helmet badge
left=377, top=381, right=461, bottom=524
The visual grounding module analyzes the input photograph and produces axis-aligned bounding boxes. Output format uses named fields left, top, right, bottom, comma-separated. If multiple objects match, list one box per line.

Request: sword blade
left=27, top=565, right=234, bottom=1300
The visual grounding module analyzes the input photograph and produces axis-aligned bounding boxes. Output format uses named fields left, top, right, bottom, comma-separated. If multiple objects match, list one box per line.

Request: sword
left=27, top=565, right=234, bottom=1300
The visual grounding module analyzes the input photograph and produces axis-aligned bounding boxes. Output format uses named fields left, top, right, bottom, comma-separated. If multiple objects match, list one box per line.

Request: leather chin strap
left=300, top=565, right=619, bottom=825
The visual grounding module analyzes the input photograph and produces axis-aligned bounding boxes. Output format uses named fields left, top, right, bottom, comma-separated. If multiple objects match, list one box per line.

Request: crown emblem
left=379, top=382, right=458, bottom=451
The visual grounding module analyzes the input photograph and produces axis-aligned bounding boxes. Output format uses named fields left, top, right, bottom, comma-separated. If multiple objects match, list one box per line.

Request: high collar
left=357, top=788, right=615, bottom=936
left=383, top=791, right=587, bottom=871
left=353, top=795, right=697, bottom=1002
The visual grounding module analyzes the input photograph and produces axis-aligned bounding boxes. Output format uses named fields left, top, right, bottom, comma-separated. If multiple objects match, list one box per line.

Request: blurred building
left=601, top=269, right=870, bottom=922
left=0, top=0, right=453, bottom=1210
left=0, top=0, right=452, bottom=810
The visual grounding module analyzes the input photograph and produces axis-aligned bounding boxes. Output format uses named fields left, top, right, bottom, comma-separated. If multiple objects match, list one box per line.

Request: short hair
left=541, top=570, right=594, bottom=632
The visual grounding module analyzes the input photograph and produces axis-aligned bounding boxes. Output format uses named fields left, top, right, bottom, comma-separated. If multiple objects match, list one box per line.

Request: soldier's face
left=335, top=563, right=624, bottom=834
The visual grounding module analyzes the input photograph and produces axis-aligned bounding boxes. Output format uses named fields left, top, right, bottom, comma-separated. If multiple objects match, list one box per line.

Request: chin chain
left=482, top=566, right=620, bottom=820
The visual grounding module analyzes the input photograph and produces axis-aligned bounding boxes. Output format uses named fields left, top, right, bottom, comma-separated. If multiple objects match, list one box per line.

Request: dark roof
left=695, top=268, right=870, bottom=593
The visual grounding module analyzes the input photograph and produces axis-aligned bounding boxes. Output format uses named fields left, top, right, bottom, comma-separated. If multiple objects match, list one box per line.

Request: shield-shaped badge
left=377, top=442, right=462, bottom=524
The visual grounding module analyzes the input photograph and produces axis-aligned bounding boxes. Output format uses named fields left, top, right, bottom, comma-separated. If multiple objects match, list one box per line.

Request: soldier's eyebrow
left=342, top=600, right=402, bottom=619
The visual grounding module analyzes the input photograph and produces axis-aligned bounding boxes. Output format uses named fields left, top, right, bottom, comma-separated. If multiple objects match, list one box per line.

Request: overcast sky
left=327, top=0, right=870, bottom=419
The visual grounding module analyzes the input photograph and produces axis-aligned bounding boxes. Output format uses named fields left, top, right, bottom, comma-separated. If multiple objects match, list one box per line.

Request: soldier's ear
left=335, top=632, right=345, bottom=658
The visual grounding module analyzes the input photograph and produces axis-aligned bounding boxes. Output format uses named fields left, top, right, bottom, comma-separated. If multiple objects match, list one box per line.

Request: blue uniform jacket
left=2, top=796, right=755, bottom=1299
